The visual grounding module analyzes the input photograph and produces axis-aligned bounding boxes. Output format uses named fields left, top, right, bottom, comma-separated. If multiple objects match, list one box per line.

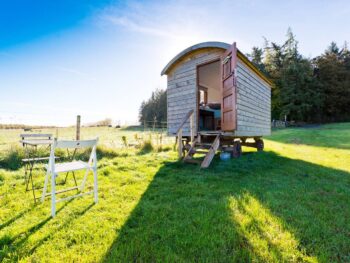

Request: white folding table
left=20, top=138, right=53, bottom=203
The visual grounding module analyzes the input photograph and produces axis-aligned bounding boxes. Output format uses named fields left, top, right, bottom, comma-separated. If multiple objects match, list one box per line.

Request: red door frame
left=221, top=42, right=237, bottom=132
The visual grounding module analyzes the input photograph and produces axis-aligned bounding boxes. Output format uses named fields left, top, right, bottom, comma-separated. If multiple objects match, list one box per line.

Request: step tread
left=184, top=159, right=202, bottom=164
left=193, top=150, right=209, bottom=154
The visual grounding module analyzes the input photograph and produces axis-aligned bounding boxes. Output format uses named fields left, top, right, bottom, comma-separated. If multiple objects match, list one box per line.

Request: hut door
left=221, top=42, right=237, bottom=131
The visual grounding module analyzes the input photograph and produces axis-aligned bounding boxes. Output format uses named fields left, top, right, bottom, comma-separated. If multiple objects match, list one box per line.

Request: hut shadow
left=103, top=151, right=350, bottom=262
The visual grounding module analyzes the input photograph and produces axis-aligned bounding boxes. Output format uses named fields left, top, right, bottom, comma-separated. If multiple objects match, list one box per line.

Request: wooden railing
left=176, top=109, right=195, bottom=158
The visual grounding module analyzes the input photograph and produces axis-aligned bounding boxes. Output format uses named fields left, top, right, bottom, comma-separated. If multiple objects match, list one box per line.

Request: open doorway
left=197, top=60, right=221, bottom=132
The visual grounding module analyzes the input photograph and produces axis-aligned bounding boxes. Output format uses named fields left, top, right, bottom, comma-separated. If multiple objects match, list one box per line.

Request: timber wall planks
left=167, top=48, right=224, bottom=136
left=166, top=47, right=272, bottom=137
left=235, top=59, right=271, bottom=136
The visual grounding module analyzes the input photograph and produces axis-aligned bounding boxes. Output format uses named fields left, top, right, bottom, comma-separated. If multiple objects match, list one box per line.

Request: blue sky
left=0, top=0, right=349, bottom=126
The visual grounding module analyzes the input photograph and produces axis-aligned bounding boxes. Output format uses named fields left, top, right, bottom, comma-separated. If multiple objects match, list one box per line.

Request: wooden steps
left=183, top=135, right=220, bottom=168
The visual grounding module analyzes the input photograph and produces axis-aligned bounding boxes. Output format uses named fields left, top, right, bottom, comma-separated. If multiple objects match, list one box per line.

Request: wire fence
left=0, top=121, right=175, bottom=152
left=271, top=120, right=287, bottom=128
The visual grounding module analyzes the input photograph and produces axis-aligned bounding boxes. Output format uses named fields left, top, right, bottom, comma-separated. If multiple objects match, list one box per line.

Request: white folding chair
left=41, top=138, right=99, bottom=217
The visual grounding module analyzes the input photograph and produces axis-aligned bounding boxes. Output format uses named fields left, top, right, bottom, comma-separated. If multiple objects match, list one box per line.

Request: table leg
left=30, top=171, right=37, bottom=204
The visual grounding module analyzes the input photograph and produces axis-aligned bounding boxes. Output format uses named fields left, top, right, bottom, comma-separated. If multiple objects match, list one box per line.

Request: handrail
left=175, top=109, right=195, bottom=158
left=175, top=109, right=194, bottom=135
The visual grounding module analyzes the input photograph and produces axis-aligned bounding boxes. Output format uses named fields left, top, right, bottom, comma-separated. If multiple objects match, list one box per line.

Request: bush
left=157, top=145, right=172, bottom=152
left=139, top=140, right=154, bottom=154
left=96, top=146, right=119, bottom=159
left=121, top=136, right=128, bottom=147
left=0, top=146, right=24, bottom=170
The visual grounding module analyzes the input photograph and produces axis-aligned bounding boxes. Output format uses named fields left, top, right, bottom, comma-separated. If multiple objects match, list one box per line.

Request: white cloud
left=102, top=15, right=181, bottom=39
left=95, top=0, right=253, bottom=53
left=56, top=66, right=97, bottom=81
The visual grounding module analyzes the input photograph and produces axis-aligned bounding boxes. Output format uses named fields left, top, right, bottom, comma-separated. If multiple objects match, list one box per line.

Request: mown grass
left=0, top=123, right=349, bottom=262
left=270, top=122, right=350, bottom=150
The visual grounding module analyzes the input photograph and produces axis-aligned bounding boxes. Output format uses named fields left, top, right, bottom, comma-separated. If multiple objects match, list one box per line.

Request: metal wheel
left=256, top=139, right=264, bottom=152
left=232, top=141, right=242, bottom=158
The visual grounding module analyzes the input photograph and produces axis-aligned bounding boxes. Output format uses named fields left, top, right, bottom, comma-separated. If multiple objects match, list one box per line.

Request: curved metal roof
left=160, top=41, right=230, bottom=76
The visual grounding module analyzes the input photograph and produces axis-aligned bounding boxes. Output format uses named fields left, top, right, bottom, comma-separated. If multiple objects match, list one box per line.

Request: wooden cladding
left=221, top=43, right=237, bottom=131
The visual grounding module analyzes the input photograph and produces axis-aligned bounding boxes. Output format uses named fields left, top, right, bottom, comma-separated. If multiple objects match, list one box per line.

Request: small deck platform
left=181, top=132, right=265, bottom=168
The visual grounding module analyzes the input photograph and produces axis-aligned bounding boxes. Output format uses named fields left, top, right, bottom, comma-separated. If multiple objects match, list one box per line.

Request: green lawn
left=0, top=124, right=349, bottom=262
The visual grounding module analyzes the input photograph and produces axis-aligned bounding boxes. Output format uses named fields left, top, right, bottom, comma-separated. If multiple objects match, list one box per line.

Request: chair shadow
left=25, top=202, right=95, bottom=257
left=0, top=206, right=35, bottom=231
left=0, top=199, right=78, bottom=260
left=103, top=151, right=350, bottom=262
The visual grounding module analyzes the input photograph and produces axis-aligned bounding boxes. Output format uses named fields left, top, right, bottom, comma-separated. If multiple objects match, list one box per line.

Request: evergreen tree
left=257, top=28, right=323, bottom=122
left=247, top=46, right=266, bottom=73
left=314, top=42, right=350, bottom=121
left=139, top=89, right=167, bottom=126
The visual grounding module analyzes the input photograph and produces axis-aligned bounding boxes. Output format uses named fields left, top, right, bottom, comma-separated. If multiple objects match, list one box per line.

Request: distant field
left=0, top=123, right=349, bottom=262
left=0, top=126, right=173, bottom=151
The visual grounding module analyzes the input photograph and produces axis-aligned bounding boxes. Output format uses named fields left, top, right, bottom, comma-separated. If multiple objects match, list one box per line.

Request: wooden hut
left=161, top=41, right=272, bottom=168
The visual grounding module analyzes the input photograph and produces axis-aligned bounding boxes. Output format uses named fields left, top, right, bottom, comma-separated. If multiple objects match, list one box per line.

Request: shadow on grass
left=26, top=202, right=95, bottom=257
left=0, top=200, right=95, bottom=261
left=103, top=151, right=350, bottom=262
left=0, top=200, right=72, bottom=258
left=0, top=206, right=34, bottom=231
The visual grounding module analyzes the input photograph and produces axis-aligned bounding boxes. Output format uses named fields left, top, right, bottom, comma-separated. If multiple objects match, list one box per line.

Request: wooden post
left=153, top=116, right=157, bottom=131
left=76, top=115, right=81, bottom=140
left=178, top=129, right=183, bottom=159
left=190, top=112, right=194, bottom=143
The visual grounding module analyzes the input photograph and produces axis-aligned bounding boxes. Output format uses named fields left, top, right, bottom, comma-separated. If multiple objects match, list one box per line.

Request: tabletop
left=20, top=139, right=53, bottom=146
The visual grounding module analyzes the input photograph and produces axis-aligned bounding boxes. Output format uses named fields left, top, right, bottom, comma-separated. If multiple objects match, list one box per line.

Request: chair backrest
left=53, top=138, right=98, bottom=149
left=49, top=138, right=98, bottom=168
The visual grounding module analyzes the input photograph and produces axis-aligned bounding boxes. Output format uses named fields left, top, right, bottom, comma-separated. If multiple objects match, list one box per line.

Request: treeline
left=139, top=89, right=167, bottom=125
left=0, top=124, right=56, bottom=130
left=248, top=28, right=350, bottom=122
left=85, top=118, right=112, bottom=127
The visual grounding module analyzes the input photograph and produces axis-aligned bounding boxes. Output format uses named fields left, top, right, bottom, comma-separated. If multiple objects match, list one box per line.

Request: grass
left=0, top=123, right=349, bottom=262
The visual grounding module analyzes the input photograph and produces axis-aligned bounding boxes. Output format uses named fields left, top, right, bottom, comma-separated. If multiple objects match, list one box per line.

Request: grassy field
left=0, top=123, right=349, bottom=262
left=0, top=126, right=172, bottom=151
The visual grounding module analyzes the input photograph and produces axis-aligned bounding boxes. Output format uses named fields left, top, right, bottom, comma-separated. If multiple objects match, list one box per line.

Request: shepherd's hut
left=161, top=41, right=272, bottom=167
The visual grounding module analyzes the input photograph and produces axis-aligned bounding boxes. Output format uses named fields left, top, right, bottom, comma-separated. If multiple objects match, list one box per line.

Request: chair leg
left=51, top=173, right=56, bottom=217
left=63, top=172, right=69, bottom=184
left=72, top=172, right=79, bottom=193
left=93, top=168, right=98, bottom=203
left=41, top=170, right=49, bottom=202
left=26, top=162, right=34, bottom=191
left=80, top=169, right=89, bottom=191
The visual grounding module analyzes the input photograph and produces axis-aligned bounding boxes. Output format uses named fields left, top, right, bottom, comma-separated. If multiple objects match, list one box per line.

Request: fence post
left=76, top=115, right=81, bottom=140
left=153, top=116, right=157, bottom=132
